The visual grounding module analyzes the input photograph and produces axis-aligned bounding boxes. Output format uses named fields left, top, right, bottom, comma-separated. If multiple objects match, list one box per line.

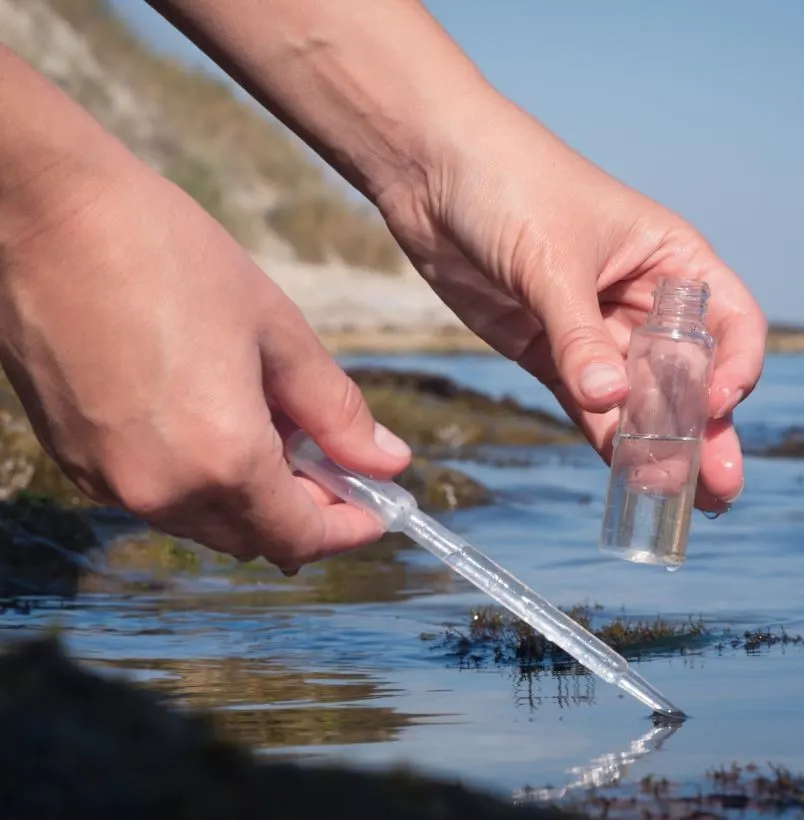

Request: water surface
left=2, top=352, right=803, bottom=806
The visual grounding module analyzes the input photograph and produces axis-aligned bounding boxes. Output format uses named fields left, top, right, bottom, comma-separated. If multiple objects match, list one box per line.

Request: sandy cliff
left=1, top=0, right=799, bottom=356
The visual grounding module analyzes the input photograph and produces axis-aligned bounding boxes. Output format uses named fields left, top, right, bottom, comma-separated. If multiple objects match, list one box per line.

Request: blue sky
left=109, top=1, right=803, bottom=325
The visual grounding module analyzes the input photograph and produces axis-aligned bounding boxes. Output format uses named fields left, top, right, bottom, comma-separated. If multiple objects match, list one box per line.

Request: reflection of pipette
left=513, top=718, right=681, bottom=804
left=286, top=432, right=687, bottom=720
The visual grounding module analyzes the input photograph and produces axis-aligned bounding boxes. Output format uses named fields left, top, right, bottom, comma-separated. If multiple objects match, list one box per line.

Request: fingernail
left=374, top=422, right=411, bottom=459
left=579, top=363, right=628, bottom=403
left=714, top=388, right=744, bottom=420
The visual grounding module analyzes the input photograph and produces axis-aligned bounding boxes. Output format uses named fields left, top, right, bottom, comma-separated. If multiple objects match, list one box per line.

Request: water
left=600, top=434, right=699, bottom=570
left=3, top=352, right=804, bottom=810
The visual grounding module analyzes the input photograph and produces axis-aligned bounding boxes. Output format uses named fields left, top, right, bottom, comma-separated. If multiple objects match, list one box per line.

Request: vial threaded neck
left=649, top=277, right=709, bottom=325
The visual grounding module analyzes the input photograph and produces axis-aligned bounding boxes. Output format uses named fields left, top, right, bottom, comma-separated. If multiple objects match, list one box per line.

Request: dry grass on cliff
left=40, top=0, right=403, bottom=272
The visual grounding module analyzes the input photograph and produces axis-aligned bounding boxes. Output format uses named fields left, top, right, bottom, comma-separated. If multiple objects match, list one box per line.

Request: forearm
left=0, top=45, right=136, bottom=248
left=146, top=0, right=495, bottom=201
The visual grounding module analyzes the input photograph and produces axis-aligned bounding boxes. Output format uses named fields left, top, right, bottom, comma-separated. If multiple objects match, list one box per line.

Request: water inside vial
left=600, top=433, right=699, bottom=571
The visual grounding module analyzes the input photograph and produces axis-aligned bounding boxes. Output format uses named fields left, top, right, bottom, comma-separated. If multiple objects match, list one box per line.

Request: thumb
left=534, top=278, right=629, bottom=413
left=259, top=309, right=411, bottom=477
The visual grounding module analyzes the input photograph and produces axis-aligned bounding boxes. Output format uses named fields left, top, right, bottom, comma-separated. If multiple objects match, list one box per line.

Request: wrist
left=147, top=0, right=497, bottom=203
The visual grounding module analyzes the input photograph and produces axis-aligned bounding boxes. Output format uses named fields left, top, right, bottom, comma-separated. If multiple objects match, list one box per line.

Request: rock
left=756, top=427, right=804, bottom=458
left=78, top=529, right=214, bottom=596
left=0, top=407, right=94, bottom=507
left=397, top=457, right=492, bottom=511
left=0, top=636, right=577, bottom=820
left=349, top=368, right=580, bottom=448
left=0, top=368, right=499, bottom=516
left=0, top=495, right=99, bottom=599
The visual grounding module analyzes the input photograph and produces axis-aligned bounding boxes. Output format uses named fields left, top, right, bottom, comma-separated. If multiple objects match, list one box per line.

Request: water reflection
left=98, top=530, right=456, bottom=609
left=511, top=666, right=598, bottom=712
left=292, top=532, right=455, bottom=605
left=513, top=718, right=683, bottom=804
left=95, top=653, right=439, bottom=752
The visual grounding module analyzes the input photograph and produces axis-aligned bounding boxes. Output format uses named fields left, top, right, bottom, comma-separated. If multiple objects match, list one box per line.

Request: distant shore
left=258, top=253, right=804, bottom=357
left=763, top=326, right=804, bottom=354
left=320, top=324, right=804, bottom=356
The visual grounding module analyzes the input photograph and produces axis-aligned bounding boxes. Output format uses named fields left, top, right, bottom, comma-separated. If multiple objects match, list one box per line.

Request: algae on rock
left=396, top=457, right=491, bottom=511
left=350, top=368, right=580, bottom=448
left=431, top=605, right=709, bottom=669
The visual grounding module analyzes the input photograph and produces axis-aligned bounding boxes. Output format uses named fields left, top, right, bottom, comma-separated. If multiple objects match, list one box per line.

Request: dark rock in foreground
left=0, top=637, right=576, bottom=820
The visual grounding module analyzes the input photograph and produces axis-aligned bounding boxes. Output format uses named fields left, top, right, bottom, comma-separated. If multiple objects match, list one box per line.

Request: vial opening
left=650, top=277, right=710, bottom=325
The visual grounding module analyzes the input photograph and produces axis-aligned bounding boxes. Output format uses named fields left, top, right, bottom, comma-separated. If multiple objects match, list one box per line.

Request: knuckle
left=199, top=438, right=259, bottom=490
left=191, top=413, right=275, bottom=490
left=334, top=375, right=369, bottom=432
left=109, top=473, right=171, bottom=520
left=552, top=322, right=609, bottom=363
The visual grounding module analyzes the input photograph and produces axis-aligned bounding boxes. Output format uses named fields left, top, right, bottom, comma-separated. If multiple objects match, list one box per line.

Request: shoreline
left=319, top=325, right=804, bottom=356
left=319, top=326, right=495, bottom=356
left=258, top=252, right=804, bottom=357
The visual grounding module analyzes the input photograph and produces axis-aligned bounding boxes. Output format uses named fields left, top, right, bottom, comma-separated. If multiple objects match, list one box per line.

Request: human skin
left=0, top=45, right=411, bottom=571
left=0, top=1, right=765, bottom=571
left=149, top=0, right=765, bottom=512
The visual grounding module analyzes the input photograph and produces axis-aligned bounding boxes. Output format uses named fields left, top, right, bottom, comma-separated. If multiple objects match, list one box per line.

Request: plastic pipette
left=286, top=432, right=687, bottom=720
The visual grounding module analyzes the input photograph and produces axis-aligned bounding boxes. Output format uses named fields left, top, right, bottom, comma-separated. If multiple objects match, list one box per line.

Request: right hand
left=0, top=159, right=411, bottom=570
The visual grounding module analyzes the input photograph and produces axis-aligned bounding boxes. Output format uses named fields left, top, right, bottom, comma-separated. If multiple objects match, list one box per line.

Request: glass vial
left=599, top=277, right=716, bottom=571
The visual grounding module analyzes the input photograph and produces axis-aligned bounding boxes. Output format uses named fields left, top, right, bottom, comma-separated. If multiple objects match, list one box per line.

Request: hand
left=376, top=95, right=765, bottom=513
left=0, top=160, right=411, bottom=570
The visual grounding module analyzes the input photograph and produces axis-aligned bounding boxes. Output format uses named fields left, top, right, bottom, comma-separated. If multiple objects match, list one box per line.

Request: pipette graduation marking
left=286, top=432, right=687, bottom=720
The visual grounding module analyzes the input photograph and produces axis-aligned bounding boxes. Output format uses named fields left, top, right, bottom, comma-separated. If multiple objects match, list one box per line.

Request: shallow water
left=3, top=353, right=804, bottom=807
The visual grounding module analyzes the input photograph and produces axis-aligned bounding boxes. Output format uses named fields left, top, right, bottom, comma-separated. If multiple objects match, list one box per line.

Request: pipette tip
left=617, top=667, right=686, bottom=720
left=651, top=708, right=688, bottom=726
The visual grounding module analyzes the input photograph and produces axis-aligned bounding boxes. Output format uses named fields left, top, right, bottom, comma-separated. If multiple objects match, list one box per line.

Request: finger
left=296, top=503, right=386, bottom=563
left=273, top=410, right=360, bottom=506
left=549, top=381, right=741, bottom=513
left=271, top=506, right=386, bottom=572
left=705, top=281, right=767, bottom=419
left=519, top=270, right=629, bottom=414
left=697, top=415, right=744, bottom=506
left=276, top=497, right=387, bottom=578
left=547, top=382, right=621, bottom=462
left=663, top=252, right=766, bottom=419
left=293, top=473, right=340, bottom=506
left=258, top=300, right=411, bottom=477
left=231, top=425, right=385, bottom=566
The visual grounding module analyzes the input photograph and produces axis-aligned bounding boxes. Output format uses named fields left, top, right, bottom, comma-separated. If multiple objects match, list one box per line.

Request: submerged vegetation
left=425, top=605, right=802, bottom=671
left=520, top=763, right=804, bottom=819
